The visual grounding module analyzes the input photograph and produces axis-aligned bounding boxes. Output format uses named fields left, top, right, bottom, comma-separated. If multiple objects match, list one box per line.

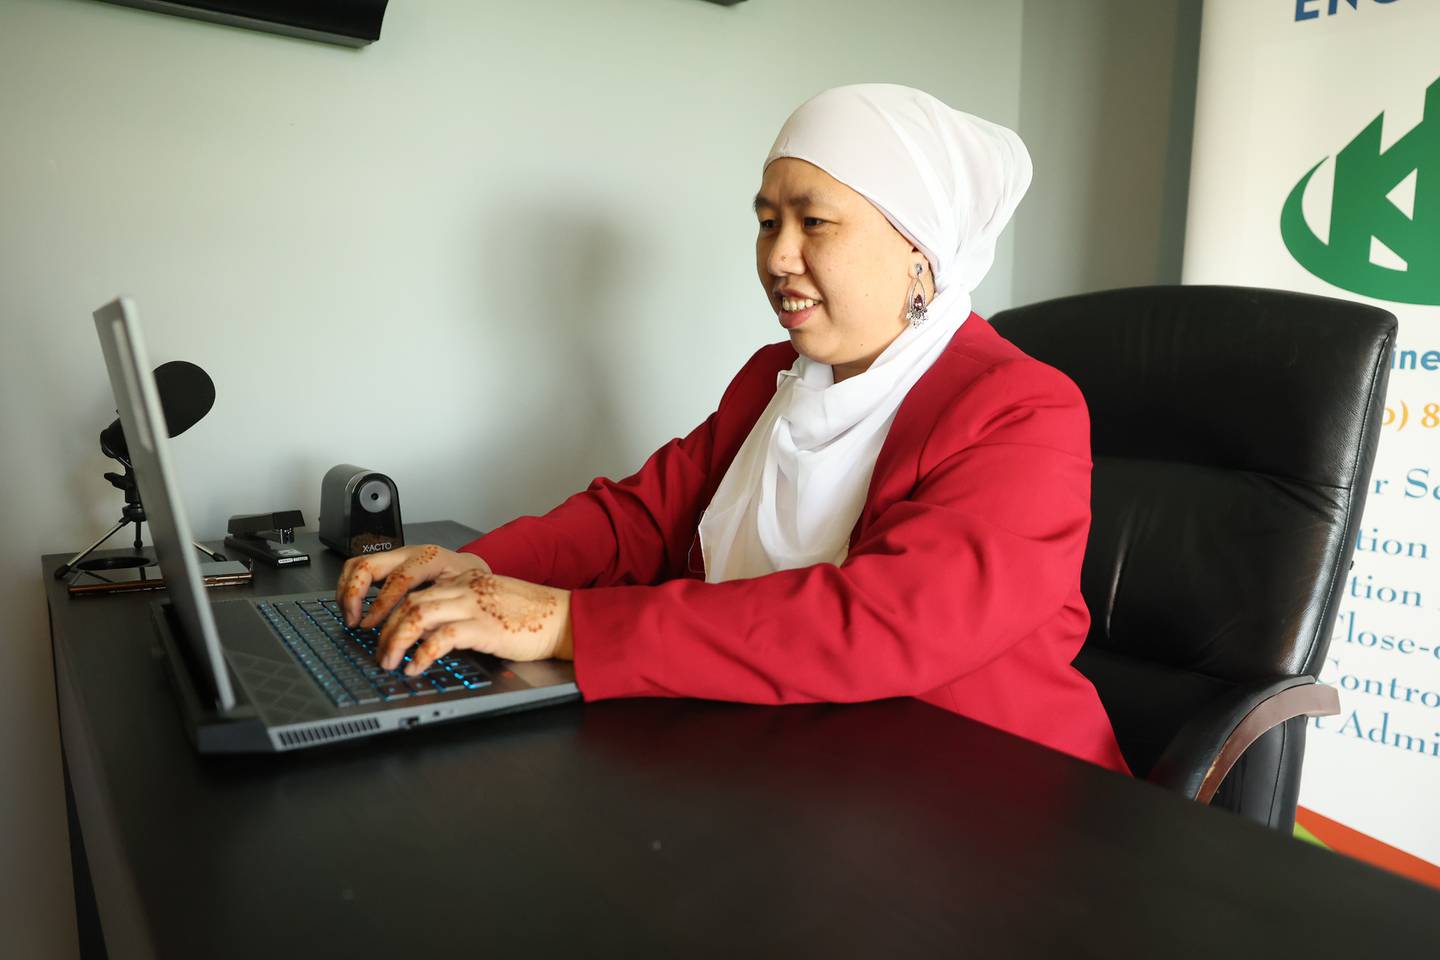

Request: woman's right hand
left=334, top=544, right=492, bottom=628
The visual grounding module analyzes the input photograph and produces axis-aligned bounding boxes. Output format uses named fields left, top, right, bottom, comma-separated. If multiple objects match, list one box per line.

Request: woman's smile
left=779, top=300, right=821, bottom=329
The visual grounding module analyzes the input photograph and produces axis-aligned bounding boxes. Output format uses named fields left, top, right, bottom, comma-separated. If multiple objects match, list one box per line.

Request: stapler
left=224, top=510, right=312, bottom=567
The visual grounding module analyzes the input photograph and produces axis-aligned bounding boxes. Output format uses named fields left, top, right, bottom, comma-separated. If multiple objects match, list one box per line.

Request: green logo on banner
left=1281, top=76, right=1440, bottom=305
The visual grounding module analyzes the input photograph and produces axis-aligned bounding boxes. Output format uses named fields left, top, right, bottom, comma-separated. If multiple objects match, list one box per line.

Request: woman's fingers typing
left=369, top=570, right=573, bottom=672
left=336, top=549, right=413, bottom=626
left=335, top=544, right=490, bottom=628
left=358, top=545, right=448, bottom=629
left=336, top=550, right=566, bottom=675
left=405, top=622, right=485, bottom=676
left=376, top=584, right=466, bottom=668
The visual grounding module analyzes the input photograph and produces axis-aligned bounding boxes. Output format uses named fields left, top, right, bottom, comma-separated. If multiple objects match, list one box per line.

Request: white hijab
left=698, top=83, right=1033, bottom=583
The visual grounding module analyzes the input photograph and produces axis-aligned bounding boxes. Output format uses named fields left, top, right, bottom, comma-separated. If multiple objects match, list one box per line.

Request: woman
left=336, top=83, right=1130, bottom=774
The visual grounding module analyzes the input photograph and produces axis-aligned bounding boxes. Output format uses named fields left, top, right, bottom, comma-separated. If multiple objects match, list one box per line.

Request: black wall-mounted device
left=98, top=1, right=390, bottom=48
left=319, top=465, right=404, bottom=558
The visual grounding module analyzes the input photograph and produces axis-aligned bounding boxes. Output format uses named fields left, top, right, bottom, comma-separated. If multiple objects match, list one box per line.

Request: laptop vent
left=277, top=718, right=381, bottom=749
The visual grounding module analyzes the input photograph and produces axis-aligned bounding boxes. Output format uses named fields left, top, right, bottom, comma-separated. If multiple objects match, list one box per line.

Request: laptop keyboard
left=256, top=597, right=492, bottom=709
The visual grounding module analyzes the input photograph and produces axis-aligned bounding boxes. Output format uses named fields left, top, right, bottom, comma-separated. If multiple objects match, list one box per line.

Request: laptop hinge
left=151, top=600, right=272, bottom=752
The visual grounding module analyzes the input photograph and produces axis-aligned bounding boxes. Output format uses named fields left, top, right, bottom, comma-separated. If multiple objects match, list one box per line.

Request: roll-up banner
left=1184, top=0, right=1439, bottom=885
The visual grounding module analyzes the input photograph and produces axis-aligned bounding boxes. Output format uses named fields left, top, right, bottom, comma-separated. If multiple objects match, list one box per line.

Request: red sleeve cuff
left=457, top=525, right=548, bottom=583
left=569, top=586, right=667, bottom=701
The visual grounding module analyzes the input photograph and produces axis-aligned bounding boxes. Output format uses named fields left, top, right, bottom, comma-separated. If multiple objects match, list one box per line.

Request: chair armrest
left=1146, top=676, right=1340, bottom=803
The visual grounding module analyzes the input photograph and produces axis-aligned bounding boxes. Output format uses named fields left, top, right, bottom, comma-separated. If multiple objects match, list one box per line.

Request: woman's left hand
left=372, top=569, right=574, bottom=675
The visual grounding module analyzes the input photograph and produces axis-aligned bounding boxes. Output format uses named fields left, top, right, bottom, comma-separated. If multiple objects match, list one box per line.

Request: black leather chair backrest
left=990, top=286, right=1396, bottom=781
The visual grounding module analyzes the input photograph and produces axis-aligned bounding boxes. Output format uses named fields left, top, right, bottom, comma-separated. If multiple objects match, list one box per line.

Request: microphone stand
left=53, top=458, right=226, bottom=580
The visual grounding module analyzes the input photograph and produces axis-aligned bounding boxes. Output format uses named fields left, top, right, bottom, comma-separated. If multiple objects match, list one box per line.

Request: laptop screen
left=91, top=298, right=237, bottom=711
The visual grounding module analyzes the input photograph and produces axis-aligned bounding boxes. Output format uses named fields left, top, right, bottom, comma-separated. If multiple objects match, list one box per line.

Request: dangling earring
left=905, top=263, right=928, bottom=328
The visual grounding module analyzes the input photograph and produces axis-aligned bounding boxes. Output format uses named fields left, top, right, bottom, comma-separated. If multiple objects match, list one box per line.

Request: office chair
left=989, top=285, right=1396, bottom=830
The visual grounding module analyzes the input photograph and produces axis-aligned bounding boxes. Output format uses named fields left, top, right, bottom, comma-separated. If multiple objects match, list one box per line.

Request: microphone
left=99, top=360, right=216, bottom=461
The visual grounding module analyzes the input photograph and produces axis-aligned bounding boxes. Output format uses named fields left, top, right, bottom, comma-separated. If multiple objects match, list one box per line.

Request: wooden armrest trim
left=1195, top=682, right=1340, bottom=805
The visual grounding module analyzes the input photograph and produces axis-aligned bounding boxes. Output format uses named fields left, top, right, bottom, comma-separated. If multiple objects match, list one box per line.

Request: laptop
left=91, top=297, right=580, bottom=753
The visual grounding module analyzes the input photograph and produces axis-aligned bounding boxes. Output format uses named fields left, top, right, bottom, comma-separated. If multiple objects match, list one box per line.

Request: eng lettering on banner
left=1294, top=0, right=1404, bottom=23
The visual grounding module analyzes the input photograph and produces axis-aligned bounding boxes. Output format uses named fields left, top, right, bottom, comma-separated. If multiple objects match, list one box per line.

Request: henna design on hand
left=467, top=574, right=558, bottom=634
left=362, top=570, right=416, bottom=632
left=344, top=559, right=372, bottom=596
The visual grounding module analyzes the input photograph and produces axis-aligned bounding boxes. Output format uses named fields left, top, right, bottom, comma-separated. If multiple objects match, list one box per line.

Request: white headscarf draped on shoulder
left=698, top=83, right=1033, bottom=583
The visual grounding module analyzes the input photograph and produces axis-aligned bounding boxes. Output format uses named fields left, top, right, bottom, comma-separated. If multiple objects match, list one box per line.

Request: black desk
left=47, top=521, right=1439, bottom=958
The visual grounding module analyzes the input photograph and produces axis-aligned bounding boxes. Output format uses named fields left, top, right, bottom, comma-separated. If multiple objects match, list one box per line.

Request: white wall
left=0, top=1, right=1197, bottom=955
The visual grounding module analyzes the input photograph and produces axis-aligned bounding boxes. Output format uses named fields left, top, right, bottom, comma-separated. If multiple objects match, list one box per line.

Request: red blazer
left=460, top=315, right=1131, bottom=775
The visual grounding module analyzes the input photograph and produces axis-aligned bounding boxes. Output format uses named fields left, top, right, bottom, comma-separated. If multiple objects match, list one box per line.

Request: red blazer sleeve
left=570, top=358, right=1093, bottom=704
left=456, top=346, right=775, bottom=589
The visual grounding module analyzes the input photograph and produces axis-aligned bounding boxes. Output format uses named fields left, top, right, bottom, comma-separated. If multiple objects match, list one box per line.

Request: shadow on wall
left=1012, top=0, right=1202, bottom=308
left=1154, top=0, right=1202, bottom=286
left=1079, top=1, right=1201, bottom=293
left=456, top=200, right=633, bottom=529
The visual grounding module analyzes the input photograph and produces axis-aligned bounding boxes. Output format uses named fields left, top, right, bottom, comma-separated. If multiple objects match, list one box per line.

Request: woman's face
left=754, top=157, right=935, bottom=381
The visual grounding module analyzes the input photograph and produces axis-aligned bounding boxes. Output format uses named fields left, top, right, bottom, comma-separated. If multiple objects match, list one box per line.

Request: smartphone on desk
left=65, top=557, right=254, bottom=596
